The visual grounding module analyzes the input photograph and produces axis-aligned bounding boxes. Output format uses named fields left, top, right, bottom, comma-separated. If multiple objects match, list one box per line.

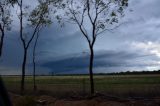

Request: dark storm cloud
left=41, top=50, right=159, bottom=74
left=1, top=0, right=160, bottom=75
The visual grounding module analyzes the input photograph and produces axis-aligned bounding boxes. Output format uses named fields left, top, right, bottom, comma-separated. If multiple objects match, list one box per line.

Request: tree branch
left=96, top=22, right=124, bottom=36
left=87, top=0, right=94, bottom=25
left=0, top=24, right=3, bottom=32
left=68, top=2, right=89, bottom=40
left=26, top=20, right=41, bottom=49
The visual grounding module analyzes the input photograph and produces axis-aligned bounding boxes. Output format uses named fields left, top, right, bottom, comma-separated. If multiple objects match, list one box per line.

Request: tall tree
left=13, top=0, right=51, bottom=94
left=28, top=0, right=51, bottom=91
left=0, top=0, right=12, bottom=57
left=58, top=0, right=128, bottom=94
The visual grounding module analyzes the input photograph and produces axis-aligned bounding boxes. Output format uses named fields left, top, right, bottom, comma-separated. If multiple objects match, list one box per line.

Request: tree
left=28, top=0, right=52, bottom=91
left=32, top=28, right=40, bottom=91
left=0, top=0, right=12, bottom=57
left=59, top=0, right=128, bottom=94
left=13, top=0, right=51, bottom=94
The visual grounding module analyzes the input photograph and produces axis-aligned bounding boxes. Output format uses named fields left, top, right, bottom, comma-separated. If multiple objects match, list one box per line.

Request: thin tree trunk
left=33, top=52, right=36, bottom=91
left=21, top=49, right=27, bottom=95
left=89, top=45, right=94, bottom=94
left=33, top=32, right=39, bottom=91
left=19, top=0, right=26, bottom=95
left=0, top=30, right=4, bottom=57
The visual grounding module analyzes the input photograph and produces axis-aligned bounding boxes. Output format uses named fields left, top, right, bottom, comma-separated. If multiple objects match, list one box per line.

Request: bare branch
left=16, top=0, right=21, bottom=6
left=68, top=2, right=90, bottom=41
left=0, top=24, right=3, bottom=32
left=87, top=0, right=94, bottom=25
left=26, top=21, right=41, bottom=49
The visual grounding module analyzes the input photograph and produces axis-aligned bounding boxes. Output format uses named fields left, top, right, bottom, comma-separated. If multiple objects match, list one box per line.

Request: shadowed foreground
left=10, top=93, right=160, bottom=106
left=2, top=75, right=160, bottom=105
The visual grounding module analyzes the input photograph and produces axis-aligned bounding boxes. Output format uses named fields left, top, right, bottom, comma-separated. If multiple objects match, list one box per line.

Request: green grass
left=2, top=74, right=160, bottom=97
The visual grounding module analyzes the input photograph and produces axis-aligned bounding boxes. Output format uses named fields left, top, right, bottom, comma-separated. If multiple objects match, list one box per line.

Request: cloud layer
left=1, top=0, right=160, bottom=75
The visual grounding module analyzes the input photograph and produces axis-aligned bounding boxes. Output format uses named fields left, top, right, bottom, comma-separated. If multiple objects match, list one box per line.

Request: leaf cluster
left=0, top=0, right=12, bottom=31
left=28, top=0, right=52, bottom=27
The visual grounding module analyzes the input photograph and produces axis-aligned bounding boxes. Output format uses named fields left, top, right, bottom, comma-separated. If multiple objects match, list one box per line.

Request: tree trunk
left=89, top=46, right=94, bottom=94
left=21, top=49, right=27, bottom=95
left=33, top=58, right=36, bottom=91
left=33, top=33, right=39, bottom=91
left=0, top=30, right=4, bottom=57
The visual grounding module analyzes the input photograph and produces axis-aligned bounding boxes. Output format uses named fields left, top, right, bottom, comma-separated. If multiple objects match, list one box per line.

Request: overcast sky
left=1, top=0, right=160, bottom=75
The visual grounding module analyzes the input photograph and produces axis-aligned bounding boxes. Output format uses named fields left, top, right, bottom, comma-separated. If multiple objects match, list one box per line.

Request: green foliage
left=57, top=0, right=129, bottom=36
left=121, top=0, right=128, bottom=6
left=0, top=0, right=12, bottom=31
left=28, top=0, right=52, bottom=27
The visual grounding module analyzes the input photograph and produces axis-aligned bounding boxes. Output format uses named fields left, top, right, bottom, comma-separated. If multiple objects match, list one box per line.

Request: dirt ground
left=9, top=93, right=160, bottom=106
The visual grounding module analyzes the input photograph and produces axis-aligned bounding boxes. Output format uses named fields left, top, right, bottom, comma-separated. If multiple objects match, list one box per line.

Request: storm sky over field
left=1, top=0, right=160, bottom=75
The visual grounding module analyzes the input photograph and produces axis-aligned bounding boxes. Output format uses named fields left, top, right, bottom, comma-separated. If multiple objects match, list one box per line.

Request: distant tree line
left=105, top=70, right=160, bottom=75
left=47, top=70, right=160, bottom=76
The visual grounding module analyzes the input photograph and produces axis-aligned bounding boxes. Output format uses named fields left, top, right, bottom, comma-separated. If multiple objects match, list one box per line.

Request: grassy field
left=2, top=74, right=160, bottom=98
